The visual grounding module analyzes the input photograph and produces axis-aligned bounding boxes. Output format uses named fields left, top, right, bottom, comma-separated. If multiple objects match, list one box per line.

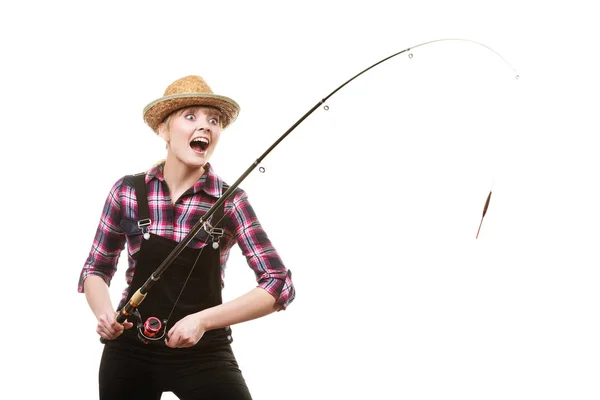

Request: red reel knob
left=143, top=317, right=162, bottom=338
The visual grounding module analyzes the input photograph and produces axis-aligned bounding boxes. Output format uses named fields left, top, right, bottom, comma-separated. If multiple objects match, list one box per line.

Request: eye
left=209, top=117, right=219, bottom=125
left=185, top=113, right=195, bottom=121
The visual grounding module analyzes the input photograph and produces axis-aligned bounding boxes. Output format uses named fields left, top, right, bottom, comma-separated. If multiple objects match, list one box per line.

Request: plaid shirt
left=78, top=163, right=295, bottom=310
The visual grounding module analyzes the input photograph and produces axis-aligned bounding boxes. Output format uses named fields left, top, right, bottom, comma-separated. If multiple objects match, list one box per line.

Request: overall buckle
left=138, top=218, right=151, bottom=240
left=210, top=228, right=224, bottom=249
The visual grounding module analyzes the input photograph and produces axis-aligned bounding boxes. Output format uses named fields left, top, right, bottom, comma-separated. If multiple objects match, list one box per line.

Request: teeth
left=192, top=137, right=209, bottom=144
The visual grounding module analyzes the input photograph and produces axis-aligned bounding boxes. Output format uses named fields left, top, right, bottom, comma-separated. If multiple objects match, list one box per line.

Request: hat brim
left=143, top=93, right=240, bottom=132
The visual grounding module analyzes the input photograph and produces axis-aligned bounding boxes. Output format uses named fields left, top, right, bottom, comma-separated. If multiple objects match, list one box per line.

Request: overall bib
left=99, top=174, right=252, bottom=400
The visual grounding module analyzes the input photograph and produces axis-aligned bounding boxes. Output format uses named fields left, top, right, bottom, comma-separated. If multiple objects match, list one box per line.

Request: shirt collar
left=146, top=162, right=224, bottom=198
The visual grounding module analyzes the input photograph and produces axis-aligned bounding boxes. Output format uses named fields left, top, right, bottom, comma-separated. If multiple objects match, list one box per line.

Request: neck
left=162, top=155, right=205, bottom=202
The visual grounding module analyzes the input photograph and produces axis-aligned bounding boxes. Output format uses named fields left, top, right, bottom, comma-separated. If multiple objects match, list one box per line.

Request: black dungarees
left=99, top=173, right=253, bottom=400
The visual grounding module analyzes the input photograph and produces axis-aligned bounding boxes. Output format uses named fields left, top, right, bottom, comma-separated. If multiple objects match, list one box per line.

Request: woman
left=78, top=75, right=295, bottom=399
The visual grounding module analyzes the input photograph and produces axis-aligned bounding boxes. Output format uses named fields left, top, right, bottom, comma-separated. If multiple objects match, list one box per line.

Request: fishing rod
left=110, top=38, right=518, bottom=336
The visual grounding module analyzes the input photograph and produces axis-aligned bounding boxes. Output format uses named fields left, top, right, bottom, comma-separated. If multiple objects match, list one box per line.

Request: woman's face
left=159, top=106, right=222, bottom=168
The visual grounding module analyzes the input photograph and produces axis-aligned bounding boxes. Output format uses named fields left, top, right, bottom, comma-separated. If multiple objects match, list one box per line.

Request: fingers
left=165, top=320, right=203, bottom=348
left=165, top=324, right=189, bottom=348
left=165, top=336, right=177, bottom=348
left=165, top=327, right=180, bottom=348
left=165, top=335, right=194, bottom=348
left=96, top=313, right=130, bottom=340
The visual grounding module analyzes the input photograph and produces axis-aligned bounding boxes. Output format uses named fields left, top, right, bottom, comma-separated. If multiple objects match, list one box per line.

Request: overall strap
left=132, top=172, right=151, bottom=238
left=209, top=183, right=228, bottom=249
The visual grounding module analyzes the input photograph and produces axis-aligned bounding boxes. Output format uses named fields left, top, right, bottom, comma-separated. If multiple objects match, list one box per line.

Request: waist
left=115, top=325, right=233, bottom=350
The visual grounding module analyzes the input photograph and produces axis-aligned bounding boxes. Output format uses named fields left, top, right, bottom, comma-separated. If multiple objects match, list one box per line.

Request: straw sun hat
left=143, top=75, right=240, bottom=132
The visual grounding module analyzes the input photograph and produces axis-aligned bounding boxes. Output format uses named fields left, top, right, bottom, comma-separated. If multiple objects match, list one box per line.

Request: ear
left=157, top=122, right=170, bottom=143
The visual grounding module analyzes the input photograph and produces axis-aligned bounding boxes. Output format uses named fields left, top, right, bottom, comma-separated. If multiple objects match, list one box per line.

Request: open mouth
left=190, top=137, right=209, bottom=153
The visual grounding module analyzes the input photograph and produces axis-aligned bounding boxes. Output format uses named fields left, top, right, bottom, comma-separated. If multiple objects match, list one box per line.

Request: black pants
left=99, top=336, right=253, bottom=400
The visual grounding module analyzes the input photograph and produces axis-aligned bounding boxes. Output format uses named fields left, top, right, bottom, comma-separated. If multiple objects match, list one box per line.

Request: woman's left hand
left=165, top=313, right=206, bottom=348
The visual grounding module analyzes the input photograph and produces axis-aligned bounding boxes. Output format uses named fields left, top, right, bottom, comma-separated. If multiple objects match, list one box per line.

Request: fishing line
left=109, top=38, right=519, bottom=339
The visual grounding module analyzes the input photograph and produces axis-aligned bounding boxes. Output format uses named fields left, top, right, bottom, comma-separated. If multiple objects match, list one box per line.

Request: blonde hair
left=151, top=158, right=166, bottom=169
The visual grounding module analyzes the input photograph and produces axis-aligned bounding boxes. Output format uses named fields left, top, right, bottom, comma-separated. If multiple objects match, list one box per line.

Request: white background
left=1, top=1, right=599, bottom=399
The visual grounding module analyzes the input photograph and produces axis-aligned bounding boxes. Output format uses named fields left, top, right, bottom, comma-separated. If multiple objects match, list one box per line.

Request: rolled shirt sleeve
left=78, top=178, right=126, bottom=292
left=229, top=190, right=295, bottom=310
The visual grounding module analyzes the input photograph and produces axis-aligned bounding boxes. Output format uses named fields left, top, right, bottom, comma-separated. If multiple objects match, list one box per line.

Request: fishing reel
left=129, top=309, right=168, bottom=344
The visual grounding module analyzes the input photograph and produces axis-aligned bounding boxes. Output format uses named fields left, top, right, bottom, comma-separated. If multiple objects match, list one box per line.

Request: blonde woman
left=79, top=75, right=295, bottom=399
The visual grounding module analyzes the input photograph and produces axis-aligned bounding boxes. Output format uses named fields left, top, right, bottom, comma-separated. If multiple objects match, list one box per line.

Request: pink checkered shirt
left=78, top=162, right=295, bottom=310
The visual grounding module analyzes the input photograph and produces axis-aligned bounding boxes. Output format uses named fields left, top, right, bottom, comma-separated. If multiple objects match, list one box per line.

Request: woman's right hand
left=83, top=276, right=133, bottom=340
left=96, top=312, right=134, bottom=340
